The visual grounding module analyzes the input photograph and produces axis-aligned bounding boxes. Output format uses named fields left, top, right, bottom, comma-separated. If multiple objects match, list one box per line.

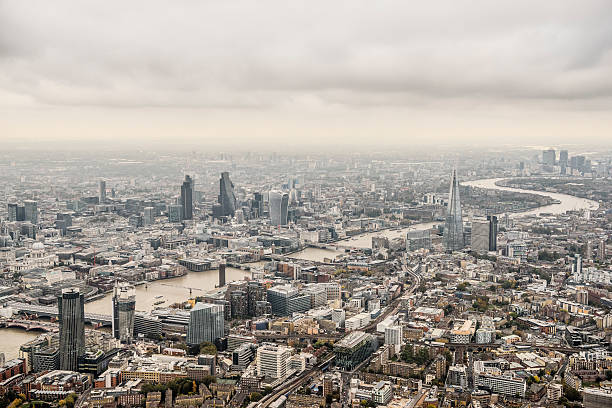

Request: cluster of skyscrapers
left=56, top=283, right=137, bottom=373
left=7, top=200, right=38, bottom=224
left=167, top=171, right=292, bottom=226
left=542, top=148, right=591, bottom=174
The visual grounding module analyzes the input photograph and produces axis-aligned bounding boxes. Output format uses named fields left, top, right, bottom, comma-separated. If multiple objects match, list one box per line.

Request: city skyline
left=1, top=2, right=612, bottom=406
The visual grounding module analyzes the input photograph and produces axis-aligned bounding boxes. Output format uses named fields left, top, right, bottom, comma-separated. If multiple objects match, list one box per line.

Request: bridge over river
left=5, top=301, right=112, bottom=325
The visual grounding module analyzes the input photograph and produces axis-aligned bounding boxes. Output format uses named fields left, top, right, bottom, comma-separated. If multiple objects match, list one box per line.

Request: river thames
left=462, top=178, right=599, bottom=217
left=0, top=177, right=601, bottom=359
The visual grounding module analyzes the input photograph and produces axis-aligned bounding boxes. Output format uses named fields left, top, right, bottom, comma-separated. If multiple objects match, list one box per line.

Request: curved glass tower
left=269, top=191, right=289, bottom=226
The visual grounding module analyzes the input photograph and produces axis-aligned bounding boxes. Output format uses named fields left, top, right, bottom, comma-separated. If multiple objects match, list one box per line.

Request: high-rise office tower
left=186, top=303, right=225, bottom=345
left=471, top=219, right=490, bottom=253
left=471, top=215, right=498, bottom=253
left=252, top=192, right=264, bottom=218
left=24, top=200, right=38, bottom=225
left=269, top=191, right=289, bottom=226
left=572, top=155, right=586, bottom=172
left=112, top=282, right=136, bottom=343
left=7, top=203, right=17, bottom=222
left=559, top=150, right=568, bottom=166
left=58, top=288, right=85, bottom=371
left=217, top=172, right=237, bottom=218
left=218, top=263, right=226, bottom=287
left=167, top=205, right=182, bottom=223
left=444, top=170, right=464, bottom=252
left=487, top=215, right=498, bottom=251
left=16, top=206, right=25, bottom=222
left=143, top=207, right=155, bottom=226
left=180, top=175, right=193, bottom=220
left=99, top=180, right=106, bottom=204
left=542, top=149, right=556, bottom=166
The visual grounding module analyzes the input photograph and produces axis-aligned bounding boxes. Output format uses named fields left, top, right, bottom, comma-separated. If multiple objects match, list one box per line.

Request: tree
left=457, top=282, right=469, bottom=291
left=202, top=375, right=216, bottom=387
left=180, top=381, right=192, bottom=395
left=199, top=341, right=217, bottom=355
left=250, top=392, right=263, bottom=402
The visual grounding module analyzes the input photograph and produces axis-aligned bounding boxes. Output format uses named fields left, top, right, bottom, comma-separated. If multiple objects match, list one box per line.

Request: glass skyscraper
left=217, top=172, right=237, bottom=218
left=180, top=175, right=193, bottom=220
left=99, top=180, right=106, bottom=204
left=58, top=288, right=85, bottom=371
left=186, top=303, right=225, bottom=345
left=112, top=282, right=136, bottom=343
left=24, top=200, right=38, bottom=225
left=444, top=169, right=464, bottom=252
left=269, top=190, right=289, bottom=226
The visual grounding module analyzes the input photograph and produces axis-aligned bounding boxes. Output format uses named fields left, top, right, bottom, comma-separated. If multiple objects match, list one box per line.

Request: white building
left=331, top=309, right=345, bottom=328
left=450, top=320, right=475, bottom=344
left=372, top=381, right=392, bottom=404
left=475, top=328, right=493, bottom=344
left=475, top=372, right=526, bottom=398
left=257, top=343, right=291, bottom=379
left=345, top=312, right=370, bottom=331
left=384, top=326, right=403, bottom=347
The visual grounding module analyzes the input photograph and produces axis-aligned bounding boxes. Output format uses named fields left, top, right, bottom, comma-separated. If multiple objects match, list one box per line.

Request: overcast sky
left=2, top=1, right=612, bottom=148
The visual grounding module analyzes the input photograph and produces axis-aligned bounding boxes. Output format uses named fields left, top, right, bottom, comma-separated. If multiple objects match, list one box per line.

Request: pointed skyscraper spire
left=444, top=169, right=464, bottom=252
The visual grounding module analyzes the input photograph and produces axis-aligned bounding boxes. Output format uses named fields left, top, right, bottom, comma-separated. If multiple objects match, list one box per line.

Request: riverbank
left=84, top=266, right=251, bottom=315
left=463, top=177, right=599, bottom=217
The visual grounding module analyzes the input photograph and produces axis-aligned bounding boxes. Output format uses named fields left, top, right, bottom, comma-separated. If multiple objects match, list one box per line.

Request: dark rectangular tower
left=219, top=263, right=226, bottom=287
left=58, top=288, right=85, bottom=371
left=180, top=175, right=193, bottom=220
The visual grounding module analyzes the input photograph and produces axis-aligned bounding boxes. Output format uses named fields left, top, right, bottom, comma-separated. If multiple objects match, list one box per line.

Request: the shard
left=444, top=169, right=465, bottom=252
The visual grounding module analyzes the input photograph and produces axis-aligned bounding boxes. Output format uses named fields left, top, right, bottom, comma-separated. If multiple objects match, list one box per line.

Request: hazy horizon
left=2, top=1, right=612, bottom=147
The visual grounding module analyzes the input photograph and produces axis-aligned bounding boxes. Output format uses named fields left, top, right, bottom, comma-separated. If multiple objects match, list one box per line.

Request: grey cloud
left=1, top=0, right=612, bottom=108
